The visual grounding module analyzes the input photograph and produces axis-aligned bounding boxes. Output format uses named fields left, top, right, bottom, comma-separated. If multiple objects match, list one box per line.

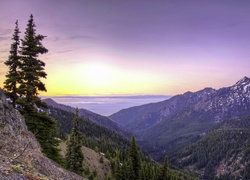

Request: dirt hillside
left=60, top=141, right=112, bottom=180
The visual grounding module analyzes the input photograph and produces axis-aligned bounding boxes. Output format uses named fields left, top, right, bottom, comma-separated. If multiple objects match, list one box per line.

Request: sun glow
left=43, top=62, right=120, bottom=95
left=41, top=60, right=168, bottom=96
left=82, top=62, right=117, bottom=89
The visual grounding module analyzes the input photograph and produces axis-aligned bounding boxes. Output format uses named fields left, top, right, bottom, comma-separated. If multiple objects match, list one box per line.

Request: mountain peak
left=43, top=98, right=57, bottom=105
left=235, top=76, right=250, bottom=86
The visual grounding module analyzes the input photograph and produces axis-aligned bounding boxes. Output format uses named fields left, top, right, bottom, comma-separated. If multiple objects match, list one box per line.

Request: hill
left=47, top=106, right=132, bottom=158
left=0, top=91, right=85, bottom=180
left=170, top=115, right=250, bottom=179
left=44, top=98, right=132, bottom=139
left=60, top=141, right=112, bottom=180
left=110, top=77, right=250, bottom=160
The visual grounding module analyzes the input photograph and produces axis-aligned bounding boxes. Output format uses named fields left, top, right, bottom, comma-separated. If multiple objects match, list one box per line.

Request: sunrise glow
left=1, top=1, right=250, bottom=96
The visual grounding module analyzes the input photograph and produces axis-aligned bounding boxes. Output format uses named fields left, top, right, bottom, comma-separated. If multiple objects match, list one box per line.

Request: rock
left=0, top=90, right=86, bottom=180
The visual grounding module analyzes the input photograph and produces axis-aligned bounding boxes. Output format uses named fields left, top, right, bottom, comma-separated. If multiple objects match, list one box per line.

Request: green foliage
left=12, top=165, right=23, bottom=174
left=4, top=20, right=21, bottom=107
left=3, top=15, right=65, bottom=168
left=22, top=111, right=64, bottom=166
left=48, top=106, right=132, bottom=158
left=109, top=136, right=197, bottom=180
left=158, top=157, right=169, bottom=180
left=84, top=166, right=90, bottom=176
left=139, top=110, right=213, bottom=162
left=49, top=106, right=197, bottom=179
left=105, top=172, right=113, bottom=180
left=129, top=135, right=140, bottom=179
left=18, top=14, right=48, bottom=111
left=88, top=170, right=98, bottom=180
left=100, top=156, right=104, bottom=163
left=171, top=116, right=250, bottom=179
left=65, top=108, right=84, bottom=175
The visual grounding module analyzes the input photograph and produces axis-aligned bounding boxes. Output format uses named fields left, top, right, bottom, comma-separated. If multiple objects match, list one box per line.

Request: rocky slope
left=0, top=90, right=85, bottom=180
left=110, top=77, right=250, bottom=160
left=44, top=98, right=132, bottom=139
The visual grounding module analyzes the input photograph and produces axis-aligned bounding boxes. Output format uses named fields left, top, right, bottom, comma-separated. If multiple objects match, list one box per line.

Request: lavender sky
left=1, top=0, right=250, bottom=96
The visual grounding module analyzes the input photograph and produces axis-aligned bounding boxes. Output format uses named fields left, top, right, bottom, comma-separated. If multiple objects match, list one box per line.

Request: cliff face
left=0, top=91, right=85, bottom=180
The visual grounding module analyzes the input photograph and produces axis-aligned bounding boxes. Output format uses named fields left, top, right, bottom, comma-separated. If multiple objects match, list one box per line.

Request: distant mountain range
left=43, top=98, right=132, bottom=139
left=109, top=77, right=250, bottom=161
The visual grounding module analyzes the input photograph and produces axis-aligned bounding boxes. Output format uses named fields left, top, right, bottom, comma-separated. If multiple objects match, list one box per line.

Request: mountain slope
left=59, top=142, right=112, bottom=180
left=47, top=106, right=132, bottom=157
left=170, top=116, right=250, bottom=179
left=111, top=87, right=215, bottom=134
left=110, top=77, right=250, bottom=160
left=0, top=91, right=85, bottom=180
left=44, top=98, right=132, bottom=139
left=48, top=106, right=198, bottom=179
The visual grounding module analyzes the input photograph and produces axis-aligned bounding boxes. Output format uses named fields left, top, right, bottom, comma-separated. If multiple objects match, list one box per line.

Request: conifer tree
left=125, top=157, right=135, bottom=180
left=18, top=14, right=48, bottom=111
left=66, top=108, right=84, bottom=175
left=4, top=20, right=21, bottom=107
left=129, top=135, right=141, bottom=179
left=158, top=157, right=169, bottom=180
left=3, top=15, right=63, bottom=167
left=114, top=159, right=123, bottom=180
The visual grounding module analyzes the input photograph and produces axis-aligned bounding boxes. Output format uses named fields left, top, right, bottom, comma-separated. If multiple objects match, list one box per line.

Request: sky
left=1, top=0, right=250, bottom=96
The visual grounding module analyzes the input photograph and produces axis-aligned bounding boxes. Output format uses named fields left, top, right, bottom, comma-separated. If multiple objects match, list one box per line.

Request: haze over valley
left=41, top=95, right=170, bottom=116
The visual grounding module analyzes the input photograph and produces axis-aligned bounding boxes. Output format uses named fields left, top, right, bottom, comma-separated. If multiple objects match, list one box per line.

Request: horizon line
left=40, top=94, right=172, bottom=98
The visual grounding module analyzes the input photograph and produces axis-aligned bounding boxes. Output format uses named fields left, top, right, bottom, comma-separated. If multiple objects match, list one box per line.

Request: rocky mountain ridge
left=111, top=77, right=250, bottom=131
left=0, top=90, right=85, bottom=179
left=110, top=77, right=250, bottom=160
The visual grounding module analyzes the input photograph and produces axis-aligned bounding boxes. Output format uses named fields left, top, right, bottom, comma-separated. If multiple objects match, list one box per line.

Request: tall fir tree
left=66, top=108, right=84, bottom=175
left=129, top=135, right=141, bottom=179
left=4, top=20, right=21, bottom=107
left=18, top=14, right=48, bottom=111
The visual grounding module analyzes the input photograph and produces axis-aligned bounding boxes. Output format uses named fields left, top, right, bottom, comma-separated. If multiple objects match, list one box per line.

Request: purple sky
left=1, top=0, right=250, bottom=95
